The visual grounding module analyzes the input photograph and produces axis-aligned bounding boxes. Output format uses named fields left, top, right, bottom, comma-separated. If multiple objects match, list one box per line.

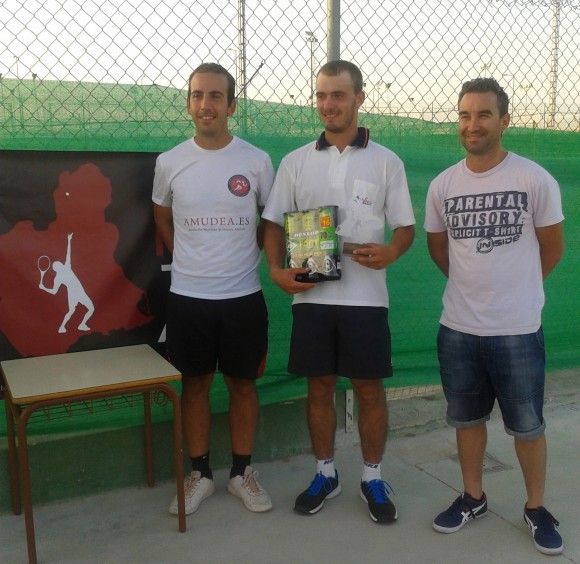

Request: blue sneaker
left=360, top=479, right=397, bottom=523
left=294, top=471, right=341, bottom=514
left=433, top=492, right=487, bottom=533
left=524, top=506, right=563, bottom=555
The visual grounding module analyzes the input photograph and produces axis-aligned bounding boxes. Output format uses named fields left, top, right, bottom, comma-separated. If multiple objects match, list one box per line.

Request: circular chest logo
left=228, top=175, right=251, bottom=197
left=476, top=237, right=494, bottom=254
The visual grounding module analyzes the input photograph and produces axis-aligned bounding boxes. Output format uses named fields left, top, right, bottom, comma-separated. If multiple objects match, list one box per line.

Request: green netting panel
left=1, top=111, right=577, bottom=437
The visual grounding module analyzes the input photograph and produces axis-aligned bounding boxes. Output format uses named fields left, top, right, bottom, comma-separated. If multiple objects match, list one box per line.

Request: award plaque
left=284, top=205, right=341, bottom=282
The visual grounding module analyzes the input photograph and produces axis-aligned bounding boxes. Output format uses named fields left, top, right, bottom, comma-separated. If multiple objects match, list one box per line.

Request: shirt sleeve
left=262, top=157, right=296, bottom=226
left=424, top=179, right=447, bottom=233
left=532, top=168, right=564, bottom=228
left=384, top=156, right=416, bottom=230
left=257, top=154, right=275, bottom=208
left=151, top=154, right=172, bottom=207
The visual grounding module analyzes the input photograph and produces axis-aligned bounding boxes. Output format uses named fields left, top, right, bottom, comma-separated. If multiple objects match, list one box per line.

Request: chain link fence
left=1, top=0, right=578, bottom=152
left=1, top=0, right=579, bottom=384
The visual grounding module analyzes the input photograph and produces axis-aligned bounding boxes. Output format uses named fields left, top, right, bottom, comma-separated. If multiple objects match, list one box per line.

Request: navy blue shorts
left=288, top=304, right=392, bottom=380
left=437, top=324, right=546, bottom=439
left=166, top=291, right=268, bottom=380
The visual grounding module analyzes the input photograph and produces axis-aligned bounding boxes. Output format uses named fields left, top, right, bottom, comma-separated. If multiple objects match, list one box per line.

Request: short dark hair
left=187, top=63, right=236, bottom=105
left=317, top=60, right=364, bottom=94
left=458, top=78, right=509, bottom=116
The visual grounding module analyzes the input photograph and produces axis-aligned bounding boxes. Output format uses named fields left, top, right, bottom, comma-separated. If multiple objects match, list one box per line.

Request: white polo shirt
left=263, top=128, right=415, bottom=307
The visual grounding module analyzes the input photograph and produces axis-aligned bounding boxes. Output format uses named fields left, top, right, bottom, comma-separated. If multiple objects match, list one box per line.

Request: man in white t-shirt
left=424, top=77, right=564, bottom=555
left=262, top=61, right=415, bottom=524
left=152, top=63, right=274, bottom=517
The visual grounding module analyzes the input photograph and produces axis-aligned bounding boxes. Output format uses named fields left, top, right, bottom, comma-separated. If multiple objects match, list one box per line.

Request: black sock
left=190, top=452, right=212, bottom=480
left=230, top=453, right=251, bottom=478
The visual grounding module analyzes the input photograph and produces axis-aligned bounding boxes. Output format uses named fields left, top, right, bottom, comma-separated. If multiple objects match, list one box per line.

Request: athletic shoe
left=227, top=466, right=273, bottom=512
left=360, top=479, right=398, bottom=523
left=524, top=506, right=563, bottom=555
left=169, top=470, right=215, bottom=515
left=433, top=492, right=488, bottom=533
left=294, top=471, right=341, bottom=515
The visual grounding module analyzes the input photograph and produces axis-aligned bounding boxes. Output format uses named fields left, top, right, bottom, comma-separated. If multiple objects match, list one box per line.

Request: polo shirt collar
left=315, top=127, right=369, bottom=150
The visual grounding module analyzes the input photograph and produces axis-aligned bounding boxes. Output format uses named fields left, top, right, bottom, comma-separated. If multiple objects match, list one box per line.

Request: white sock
left=316, top=458, right=335, bottom=478
left=362, top=461, right=381, bottom=482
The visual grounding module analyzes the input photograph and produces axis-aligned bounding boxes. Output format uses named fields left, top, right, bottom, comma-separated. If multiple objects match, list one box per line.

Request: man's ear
left=228, top=100, right=237, bottom=116
left=501, top=112, right=510, bottom=132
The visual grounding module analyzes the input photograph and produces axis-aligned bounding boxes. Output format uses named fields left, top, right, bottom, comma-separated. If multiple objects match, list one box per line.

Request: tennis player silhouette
left=38, top=232, right=95, bottom=334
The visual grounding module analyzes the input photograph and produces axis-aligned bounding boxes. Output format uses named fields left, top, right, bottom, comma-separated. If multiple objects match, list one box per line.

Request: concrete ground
left=1, top=370, right=578, bottom=564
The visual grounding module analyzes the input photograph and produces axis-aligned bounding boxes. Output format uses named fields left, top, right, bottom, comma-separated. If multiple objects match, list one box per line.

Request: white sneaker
left=227, top=466, right=273, bottom=513
left=169, top=470, right=215, bottom=515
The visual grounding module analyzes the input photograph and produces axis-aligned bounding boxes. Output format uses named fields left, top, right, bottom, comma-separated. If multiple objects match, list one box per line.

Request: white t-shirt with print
left=262, top=139, right=415, bottom=307
left=424, top=152, right=563, bottom=336
left=152, top=136, right=274, bottom=299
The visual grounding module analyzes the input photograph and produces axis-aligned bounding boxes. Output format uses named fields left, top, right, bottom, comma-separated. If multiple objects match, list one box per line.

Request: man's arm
left=262, top=219, right=315, bottom=294
left=426, top=231, right=449, bottom=278
left=256, top=206, right=266, bottom=249
left=153, top=204, right=174, bottom=254
left=64, top=232, right=73, bottom=268
left=351, top=225, right=415, bottom=270
left=536, top=222, right=564, bottom=279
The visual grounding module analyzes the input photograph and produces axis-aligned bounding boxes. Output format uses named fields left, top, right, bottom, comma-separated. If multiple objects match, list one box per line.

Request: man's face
left=458, top=91, right=510, bottom=156
left=315, top=71, right=364, bottom=134
left=187, top=72, right=235, bottom=140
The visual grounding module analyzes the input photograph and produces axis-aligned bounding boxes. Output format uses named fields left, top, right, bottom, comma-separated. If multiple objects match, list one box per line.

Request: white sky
left=1, top=0, right=579, bottom=125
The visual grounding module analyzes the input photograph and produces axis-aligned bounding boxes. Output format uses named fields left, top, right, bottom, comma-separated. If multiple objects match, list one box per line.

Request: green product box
left=284, top=205, right=341, bottom=282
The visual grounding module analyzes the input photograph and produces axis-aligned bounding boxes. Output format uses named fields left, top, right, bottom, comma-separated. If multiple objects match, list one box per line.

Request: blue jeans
left=437, top=325, right=546, bottom=439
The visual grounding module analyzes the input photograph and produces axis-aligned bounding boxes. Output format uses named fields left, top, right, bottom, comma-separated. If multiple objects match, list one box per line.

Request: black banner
left=0, top=151, right=170, bottom=360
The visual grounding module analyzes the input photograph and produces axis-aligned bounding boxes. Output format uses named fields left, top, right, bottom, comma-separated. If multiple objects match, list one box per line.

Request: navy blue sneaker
left=294, top=471, right=341, bottom=514
left=524, top=506, right=563, bottom=555
left=360, top=480, right=397, bottom=523
left=433, top=492, right=488, bottom=533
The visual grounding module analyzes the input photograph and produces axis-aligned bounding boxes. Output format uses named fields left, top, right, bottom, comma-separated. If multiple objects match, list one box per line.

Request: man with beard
left=262, top=60, right=415, bottom=524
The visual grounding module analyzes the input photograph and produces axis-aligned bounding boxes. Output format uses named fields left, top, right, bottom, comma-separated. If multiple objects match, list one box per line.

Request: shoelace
left=365, top=479, right=394, bottom=503
left=307, top=472, right=333, bottom=495
left=242, top=470, right=264, bottom=496
left=184, top=472, right=202, bottom=494
left=528, top=507, right=560, bottom=528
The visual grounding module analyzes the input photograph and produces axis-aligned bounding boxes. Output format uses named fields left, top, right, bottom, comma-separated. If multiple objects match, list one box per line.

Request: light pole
left=384, top=82, right=392, bottom=113
left=305, top=31, right=318, bottom=108
left=480, top=63, right=492, bottom=76
left=520, top=83, right=532, bottom=124
left=226, top=47, right=239, bottom=87
left=374, top=80, right=392, bottom=113
left=501, top=73, right=515, bottom=124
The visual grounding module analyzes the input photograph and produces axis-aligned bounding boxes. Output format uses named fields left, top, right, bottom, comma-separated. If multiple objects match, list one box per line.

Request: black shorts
left=166, top=291, right=268, bottom=380
left=288, top=303, right=392, bottom=380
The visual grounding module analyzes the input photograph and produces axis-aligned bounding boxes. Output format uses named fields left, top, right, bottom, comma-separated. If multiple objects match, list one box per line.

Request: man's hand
left=351, top=242, right=399, bottom=270
left=269, top=266, right=316, bottom=294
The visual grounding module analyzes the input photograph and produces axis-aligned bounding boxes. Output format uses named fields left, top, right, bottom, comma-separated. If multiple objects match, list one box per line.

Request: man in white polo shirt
left=153, top=63, right=274, bottom=516
left=262, top=60, right=415, bottom=524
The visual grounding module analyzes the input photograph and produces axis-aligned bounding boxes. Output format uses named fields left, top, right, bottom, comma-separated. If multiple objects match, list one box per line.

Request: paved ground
left=1, top=370, right=578, bottom=564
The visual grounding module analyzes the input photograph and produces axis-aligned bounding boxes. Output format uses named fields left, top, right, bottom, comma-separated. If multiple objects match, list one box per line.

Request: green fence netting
left=1, top=77, right=578, bottom=437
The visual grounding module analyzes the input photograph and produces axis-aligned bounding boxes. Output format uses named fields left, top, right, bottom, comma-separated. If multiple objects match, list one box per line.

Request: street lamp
left=383, top=81, right=392, bottom=113
left=226, top=47, right=240, bottom=87
left=305, top=31, right=318, bottom=108
left=520, top=83, right=532, bottom=120
left=374, top=80, right=392, bottom=113
left=501, top=73, right=515, bottom=102
left=480, top=63, right=492, bottom=76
